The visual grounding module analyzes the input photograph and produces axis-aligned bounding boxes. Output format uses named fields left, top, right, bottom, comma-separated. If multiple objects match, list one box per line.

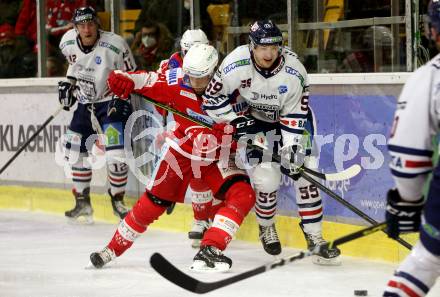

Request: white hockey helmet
left=180, top=29, right=209, bottom=55
left=183, top=44, right=218, bottom=78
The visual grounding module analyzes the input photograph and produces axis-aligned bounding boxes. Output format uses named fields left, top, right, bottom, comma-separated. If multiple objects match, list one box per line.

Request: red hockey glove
left=211, top=122, right=235, bottom=144
left=107, top=70, right=134, bottom=99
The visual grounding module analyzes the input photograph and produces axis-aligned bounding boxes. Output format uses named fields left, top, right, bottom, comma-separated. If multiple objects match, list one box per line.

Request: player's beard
left=81, top=34, right=98, bottom=46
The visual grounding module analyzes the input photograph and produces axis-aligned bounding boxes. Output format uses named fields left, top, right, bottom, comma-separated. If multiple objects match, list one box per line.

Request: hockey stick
left=137, top=93, right=361, bottom=181
left=0, top=105, right=64, bottom=176
left=298, top=171, right=413, bottom=250
left=149, top=222, right=387, bottom=294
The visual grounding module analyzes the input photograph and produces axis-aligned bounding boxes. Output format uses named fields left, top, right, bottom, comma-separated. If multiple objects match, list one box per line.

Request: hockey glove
left=211, top=122, right=235, bottom=144
left=385, top=188, right=424, bottom=239
left=58, top=81, right=77, bottom=111
left=279, top=145, right=305, bottom=180
left=107, top=70, right=135, bottom=99
left=107, top=95, right=133, bottom=122
left=230, top=116, right=258, bottom=139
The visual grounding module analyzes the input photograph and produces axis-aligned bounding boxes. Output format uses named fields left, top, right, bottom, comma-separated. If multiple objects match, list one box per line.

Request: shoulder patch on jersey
left=167, top=68, right=179, bottom=85
left=168, top=58, right=180, bottom=69
left=60, top=39, right=75, bottom=50
left=180, top=90, right=197, bottom=100
left=98, top=41, right=120, bottom=54
left=223, top=59, right=251, bottom=75
left=285, top=66, right=305, bottom=87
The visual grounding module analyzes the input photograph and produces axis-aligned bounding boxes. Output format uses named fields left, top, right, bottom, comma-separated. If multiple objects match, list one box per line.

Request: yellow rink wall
left=0, top=185, right=417, bottom=264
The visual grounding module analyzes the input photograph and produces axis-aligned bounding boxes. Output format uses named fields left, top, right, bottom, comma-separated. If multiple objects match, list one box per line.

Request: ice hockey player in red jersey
left=157, top=29, right=223, bottom=247
left=89, top=44, right=256, bottom=272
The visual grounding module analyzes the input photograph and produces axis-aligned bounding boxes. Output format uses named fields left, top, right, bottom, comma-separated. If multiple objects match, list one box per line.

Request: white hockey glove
left=58, top=81, right=77, bottom=111
left=279, top=144, right=305, bottom=180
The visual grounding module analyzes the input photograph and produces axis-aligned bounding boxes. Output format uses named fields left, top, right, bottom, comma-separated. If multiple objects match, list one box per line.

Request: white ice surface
left=1, top=210, right=439, bottom=297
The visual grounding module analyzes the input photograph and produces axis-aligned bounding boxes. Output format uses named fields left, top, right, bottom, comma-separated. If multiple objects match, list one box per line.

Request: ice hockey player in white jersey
left=58, top=7, right=136, bottom=222
left=383, top=1, right=440, bottom=296
left=203, top=20, right=340, bottom=264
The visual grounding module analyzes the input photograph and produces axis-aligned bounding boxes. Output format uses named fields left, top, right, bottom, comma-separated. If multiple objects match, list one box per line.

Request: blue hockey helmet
left=72, top=6, right=98, bottom=25
left=249, top=20, right=283, bottom=47
left=428, top=0, right=440, bottom=32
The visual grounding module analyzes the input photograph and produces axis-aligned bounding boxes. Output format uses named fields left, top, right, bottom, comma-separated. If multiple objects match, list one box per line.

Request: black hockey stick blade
left=149, top=252, right=307, bottom=294
left=149, top=222, right=387, bottom=294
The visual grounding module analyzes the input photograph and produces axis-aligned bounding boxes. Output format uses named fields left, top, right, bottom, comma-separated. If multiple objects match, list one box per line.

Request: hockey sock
left=208, top=198, right=225, bottom=221
left=107, top=161, right=128, bottom=196
left=72, top=166, right=92, bottom=194
left=201, top=181, right=255, bottom=250
left=190, top=189, right=213, bottom=221
left=107, top=192, right=167, bottom=256
left=251, top=163, right=281, bottom=227
left=190, top=178, right=213, bottom=221
left=384, top=241, right=439, bottom=297
left=295, top=177, right=323, bottom=229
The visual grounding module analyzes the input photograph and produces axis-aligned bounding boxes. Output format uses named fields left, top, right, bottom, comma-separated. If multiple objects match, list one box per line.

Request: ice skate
left=300, top=222, right=341, bottom=266
left=65, top=188, right=93, bottom=224
left=89, top=246, right=116, bottom=268
left=188, top=219, right=210, bottom=248
left=259, top=223, right=282, bottom=255
left=191, top=245, right=232, bottom=272
left=108, top=190, right=129, bottom=219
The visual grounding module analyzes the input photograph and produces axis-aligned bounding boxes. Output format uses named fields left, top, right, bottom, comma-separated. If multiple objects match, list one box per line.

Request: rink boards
left=0, top=74, right=418, bottom=263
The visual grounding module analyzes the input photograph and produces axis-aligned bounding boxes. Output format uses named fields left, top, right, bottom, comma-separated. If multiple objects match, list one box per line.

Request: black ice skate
left=259, top=223, right=282, bottom=255
left=65, top=188, right=93, bottom=224
left=108, top=189, right=129, bottom=219
left=191, top=245, right=232, bottom=272
left=89, top=246, right=116, bottom=268
left=300, top=222, right=341, bottom=266
left=188, top=219, right=210, bottom=248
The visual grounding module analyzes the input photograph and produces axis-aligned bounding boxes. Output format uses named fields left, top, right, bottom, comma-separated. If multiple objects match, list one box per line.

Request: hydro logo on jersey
left=95, top=56, right=102, bottom=64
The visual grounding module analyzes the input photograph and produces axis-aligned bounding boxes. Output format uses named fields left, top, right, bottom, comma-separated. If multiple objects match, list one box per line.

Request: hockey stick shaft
left=150, top=222, right=387, bottom=294
left=0, top=105, right=64, bottom=176
left=299, top=171, right=413, bottom=250
left=138, top=93, right=359, bottom=181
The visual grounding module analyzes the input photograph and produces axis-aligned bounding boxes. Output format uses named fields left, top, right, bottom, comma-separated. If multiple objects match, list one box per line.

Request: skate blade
left=312, top=255, right=342, bottom=266
left=190, top=260, right=231, bottom=273
left=66, top=215, right=94, bottom=225
left=191, top=239, right=201, bottom=249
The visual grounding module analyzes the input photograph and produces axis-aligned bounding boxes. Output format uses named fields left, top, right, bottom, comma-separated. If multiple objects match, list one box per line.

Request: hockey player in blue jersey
left=58, top=7, right=136, bottom=223
left=383, top=1, right=440, bottom=296
left=202, top=19, right=340, bottom=264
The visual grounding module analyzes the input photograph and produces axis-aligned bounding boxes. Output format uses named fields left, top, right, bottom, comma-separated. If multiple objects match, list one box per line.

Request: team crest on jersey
left=278, top=85, right=288, bottom=94
left=168, top=58, right=180, bottom=69
left=103, top=123, right=124, bottom=147
left=95, top=56, right=102, bottom=64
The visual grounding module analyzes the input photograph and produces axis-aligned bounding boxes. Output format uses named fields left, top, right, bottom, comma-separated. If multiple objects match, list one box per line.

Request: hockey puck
left=354, top=290, right=368, bottom=296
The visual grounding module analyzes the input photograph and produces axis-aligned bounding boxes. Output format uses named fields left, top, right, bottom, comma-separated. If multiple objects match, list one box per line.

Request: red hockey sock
left=108, top=192, right=167, bottom=256
left=192, top=200, right=212, bottom=220
left=201, top=181, right=255, bottom=250
left=208, top=198, right=225, bottom=221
